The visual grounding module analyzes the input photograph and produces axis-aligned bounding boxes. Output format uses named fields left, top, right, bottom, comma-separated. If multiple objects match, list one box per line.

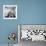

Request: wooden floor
left=0, top=40, right=46, bottom=46
left=0, top=44, right=18, bottom=46
left=19, top=40, right=46, bottom=46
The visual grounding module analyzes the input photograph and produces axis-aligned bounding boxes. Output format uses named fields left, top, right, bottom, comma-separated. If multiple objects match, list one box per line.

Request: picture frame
left=3, top=5, right=17, bottom=19
left=18, top=24, right=46, bottom=41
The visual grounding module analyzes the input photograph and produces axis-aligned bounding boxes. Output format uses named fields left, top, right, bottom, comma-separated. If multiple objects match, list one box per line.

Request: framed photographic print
left=3, top=5, right=17, bottom=19
left=18, top=24, right=46, bottom=41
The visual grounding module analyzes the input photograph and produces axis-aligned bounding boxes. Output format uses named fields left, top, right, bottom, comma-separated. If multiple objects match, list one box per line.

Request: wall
left=0, top=0, right=46, bottom=44
left=0, top=0, right=21, bottom=44
left=20, top=0, right=46, bottom=24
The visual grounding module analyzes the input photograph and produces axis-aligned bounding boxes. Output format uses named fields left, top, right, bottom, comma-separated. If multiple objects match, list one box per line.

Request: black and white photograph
left=18, top=25, right=46, bottom=46
left=3, top=5, right=17, bottom=19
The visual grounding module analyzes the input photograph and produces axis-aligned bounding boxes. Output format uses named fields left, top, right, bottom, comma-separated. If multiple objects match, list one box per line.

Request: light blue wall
left=20, top=0, right=46, bottom=24
left=0, top=0, right=46, bottom=44
left=0, top=0, right=21, bottom=44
